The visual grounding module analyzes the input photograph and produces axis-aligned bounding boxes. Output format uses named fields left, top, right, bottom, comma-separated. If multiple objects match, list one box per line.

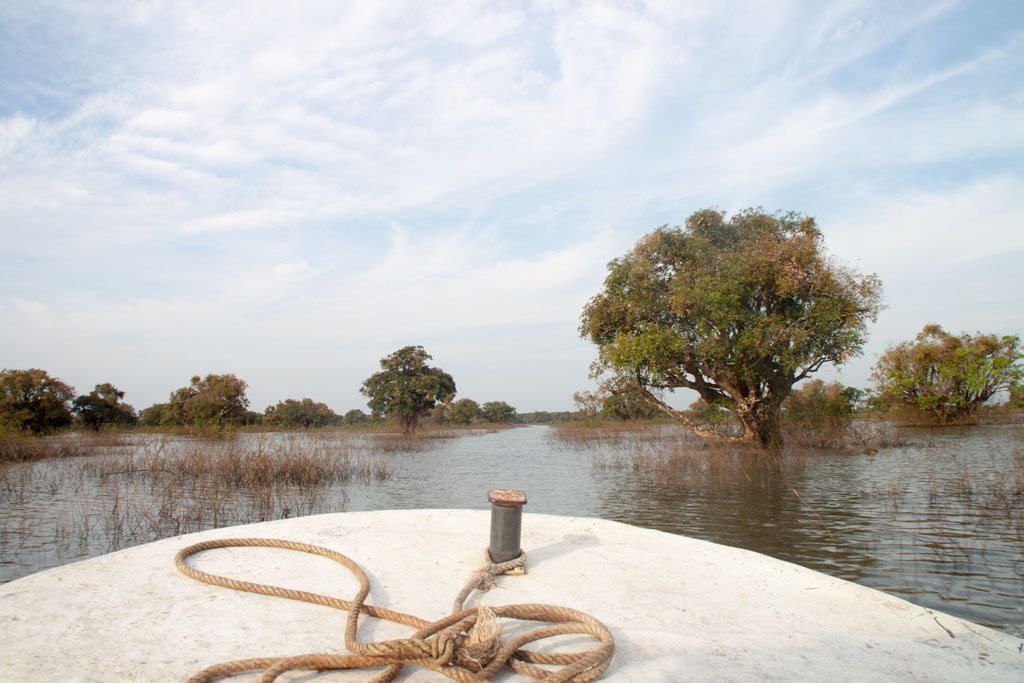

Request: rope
left=175, top=537, right=614, bottom=682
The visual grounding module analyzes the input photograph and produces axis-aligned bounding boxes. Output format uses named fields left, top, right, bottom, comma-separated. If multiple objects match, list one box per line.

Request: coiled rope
left=175, top=537, right=614, bottom=682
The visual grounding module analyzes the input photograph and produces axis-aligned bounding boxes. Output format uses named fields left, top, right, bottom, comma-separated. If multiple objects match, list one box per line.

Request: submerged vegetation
left=0, top=426, right=503, bottom=576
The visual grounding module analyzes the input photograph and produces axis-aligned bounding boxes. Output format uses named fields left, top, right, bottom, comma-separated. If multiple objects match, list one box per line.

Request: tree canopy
left=263, top=398, right=339, bottom=428
left=343, top=408, right=372, bottom=425
left=0, top=368, right=76, bottom=435
left=361, top=346, right=456, bottom=433
left=482, top=400, right=517, bottom=423
left=573, top=377, right=663, bottom=421
left=782, top=380, right=862, bottom=430
left=160, top=373, right=250, bottom=427
left=871, top=324, right=1022, bottom=424
left=580, top=208, right=883, bottom=451
left=72, top=383, right=137, bottom=431
left=448, top=398, right=483, bottom=425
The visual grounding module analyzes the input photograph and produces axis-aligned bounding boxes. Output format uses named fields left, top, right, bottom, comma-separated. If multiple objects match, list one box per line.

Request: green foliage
left=72, top=383, right=137, bottom=431
left=448, top=398, right=484, bottom=425
left=685, top=398, right=734, bottom=425
left=573, top=383, right=662, bottom=421
left=138, top=402, right=170, bottom=427
left=580, top=208, right=883, bottom=451
left=871, top=324, right=1023, bottom=424
left=517, top=411, right=574, bottom=424
left=482, top=400, right=517, bottom=423
left=0, top=368, right=76, bottom=435
left=343, top=408, right=371, bottom=425
left=1009, top=384, right=1024, bottom=410
left=782, top=380, right=860, bottom=430
left=263, top=398, right=339, bottom=428
left=572, top=391, right=603, bottom=419
left=360, top=346, right=456, bottom=433
left=162, top=373, right=251, bottom=427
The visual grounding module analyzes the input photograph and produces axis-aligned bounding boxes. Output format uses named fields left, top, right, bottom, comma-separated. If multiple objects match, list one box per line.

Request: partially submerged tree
left=573, top=381, right=662, bottom=421
left=482, top=400, right=517, bottom=423
left=580, top=208, right=883, bottom=452
left=448, top=398, right=483, bottom=425
left=871, top=324, right=1022, bottom=424
left=1009, top=384, right=1024, bottom=410
left=0, top=368, right=75, bottom=435
left=360, top=346, right=456, bottom=433
left=165, top=373, right=250, bottom=427
left=782, top=380, right=862, bottom=431
left=72, top=383, right=137, bottom=431
left=343, top=408, right=371, bottom=425
left=263, top=398, right=339, bottom=428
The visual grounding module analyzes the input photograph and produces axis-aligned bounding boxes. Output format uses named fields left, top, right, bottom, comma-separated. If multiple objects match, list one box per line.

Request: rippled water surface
left=2, top=424, right=1022, bottom=639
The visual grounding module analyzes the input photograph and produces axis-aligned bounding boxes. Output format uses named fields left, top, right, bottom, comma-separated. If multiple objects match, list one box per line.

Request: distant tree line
left=0, top=350, right=522, bottom=435
left=2, top=322, right=1018, bottom=437
left=0, top=369, right=137, bottom=435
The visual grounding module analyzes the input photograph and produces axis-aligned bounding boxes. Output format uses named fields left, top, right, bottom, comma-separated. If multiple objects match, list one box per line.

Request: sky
left=1, top=1, right=1022, bottom=415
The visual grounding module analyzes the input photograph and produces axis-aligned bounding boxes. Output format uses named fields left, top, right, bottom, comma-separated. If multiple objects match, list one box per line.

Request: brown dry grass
left=0, top=430, right=132, bottom=464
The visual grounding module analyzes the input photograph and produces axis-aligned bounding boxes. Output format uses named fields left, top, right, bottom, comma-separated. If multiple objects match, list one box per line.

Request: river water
left=1, top=423, right=1021, bottom=639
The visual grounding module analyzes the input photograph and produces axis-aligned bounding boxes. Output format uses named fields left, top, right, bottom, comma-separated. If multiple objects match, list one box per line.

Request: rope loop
left=176, top=537, right=614, bottom=682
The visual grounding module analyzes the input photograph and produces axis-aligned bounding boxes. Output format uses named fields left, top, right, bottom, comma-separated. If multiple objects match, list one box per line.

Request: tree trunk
left=734, top=399, right=784, bottom=454
left=401, top=413, right=418, bottom=434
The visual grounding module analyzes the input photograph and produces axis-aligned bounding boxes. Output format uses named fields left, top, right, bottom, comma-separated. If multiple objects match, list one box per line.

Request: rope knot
left=453, top=604, right=502, bottom=672
left=427, top=631, right=462, bottom=666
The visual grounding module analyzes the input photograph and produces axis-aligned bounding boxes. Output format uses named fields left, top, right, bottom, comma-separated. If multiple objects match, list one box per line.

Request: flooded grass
left=0, top=431, right=118, bottom=464
left=0, top=430, right=410, bottom=576
left=0, top=425, right=512, bottom=582
left=547, top=418, right=906, bottom=455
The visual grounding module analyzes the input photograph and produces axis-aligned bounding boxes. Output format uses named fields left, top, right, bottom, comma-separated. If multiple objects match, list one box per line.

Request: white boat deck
left=0, top=509, right=1020, bottom=681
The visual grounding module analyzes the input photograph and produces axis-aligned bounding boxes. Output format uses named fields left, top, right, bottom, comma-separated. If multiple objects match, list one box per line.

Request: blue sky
left=1, top=1, right=1022, bottom=414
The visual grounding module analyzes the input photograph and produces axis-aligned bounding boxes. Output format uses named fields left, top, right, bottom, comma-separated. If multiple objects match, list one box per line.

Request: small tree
left=685, top=398, right=733, bottom=426
left=72, top=383, right=137, bottom=431
left=343, top=408, right=371, bottom=425
left=264, top=398, right=338, bottom=428
left=360, top=346, right=456, bottom=433
left=482, top=401, right=517, bottom=423
left=1008, top=384, right=1024, bottom=410
left=165, top=374, right=250, bottom=427
left=573, top=383, right=661, bottom=421
left=581, top=208, right=883, bottom=451
left=138, top=403, right=170, bottom=427
left=596, top=377, right=665, bottom=421
left=871, top=324, right=1023, bottom=424
left=448, top=398, right=483, bottom=425
left=572, top=391, right=603, bottom=420
left=783, top=380, right=861, bottom=430
left=0, top=369, right=76, bottom=435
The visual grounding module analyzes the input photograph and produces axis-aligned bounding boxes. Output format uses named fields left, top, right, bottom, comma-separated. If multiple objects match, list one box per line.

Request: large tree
left=361, top=346, right=456, bottom=433
left=871, top=324, right=1022, bottom=424
left=0, top=368, right=76, bottom=435
left=580, top=208, right=883, bottom=452
left=72, top=383, right=137, bottom=431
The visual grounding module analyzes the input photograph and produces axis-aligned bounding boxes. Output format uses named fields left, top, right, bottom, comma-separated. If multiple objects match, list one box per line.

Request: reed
left=592, top=435, right=791, bottom=493
left=545, top=421, right=682, bottom=450
left=83, top=434, right=394, bottom=487
left=0, top=431, right=136, bottom=464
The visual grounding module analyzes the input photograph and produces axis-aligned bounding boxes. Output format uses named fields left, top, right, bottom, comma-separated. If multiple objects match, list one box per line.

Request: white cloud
left=0, top=1, right=1021, bottom=410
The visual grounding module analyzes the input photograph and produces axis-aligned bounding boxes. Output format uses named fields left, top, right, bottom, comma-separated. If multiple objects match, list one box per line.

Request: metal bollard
left=487, top=489, right=526, bottom=563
